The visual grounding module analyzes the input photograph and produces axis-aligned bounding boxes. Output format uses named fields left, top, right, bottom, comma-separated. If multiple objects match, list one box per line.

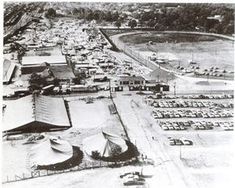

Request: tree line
left=45, top=4, right=234, bottom=35
left=136, top=4, right=234, bottom=34
left=72, top=8, right=121, bottom=22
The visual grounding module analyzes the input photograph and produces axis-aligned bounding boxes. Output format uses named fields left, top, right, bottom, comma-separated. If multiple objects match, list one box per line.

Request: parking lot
left=145, top=94, right=234, bottom=132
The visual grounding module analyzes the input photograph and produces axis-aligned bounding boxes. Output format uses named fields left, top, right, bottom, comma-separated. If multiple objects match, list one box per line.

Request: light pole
left=180, top=145, right=182, bottom=159
left=173, top=82, right=176, bottom=96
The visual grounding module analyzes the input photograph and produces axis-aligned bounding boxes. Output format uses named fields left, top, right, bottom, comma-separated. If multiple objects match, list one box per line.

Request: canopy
left=30, top=136, right=73, bottom=166
left=83, top=131, right=128, bottom=158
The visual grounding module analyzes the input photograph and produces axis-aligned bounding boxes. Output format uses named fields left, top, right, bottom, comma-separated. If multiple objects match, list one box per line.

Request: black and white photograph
left=1, top=0, right=235, bottom=187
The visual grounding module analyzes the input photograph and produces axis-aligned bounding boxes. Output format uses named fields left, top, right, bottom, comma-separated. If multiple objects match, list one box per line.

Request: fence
left=100, top=28, right=175, bottom=77
left=98, top=28, right=119, bottom=51
left=110, top=35, right=171, bottom=77
left=2, top=157, right=138, bottom=184
left=101, top=28, right=235, bottom=41
left=110, top=91, right=131, bottom=142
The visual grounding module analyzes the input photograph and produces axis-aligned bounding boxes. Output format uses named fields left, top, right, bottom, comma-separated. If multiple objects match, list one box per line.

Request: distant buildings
left=112, top=75, right=169, bottom=92
left=118, top=75, right=146, bottom=86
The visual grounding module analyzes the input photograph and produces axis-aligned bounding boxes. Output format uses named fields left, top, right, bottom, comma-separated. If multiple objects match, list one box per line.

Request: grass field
left=119, top=32, right=234, bottom=79
left=119, top=32, right=219, bottom=44
left=103, top=29, right=130, bottom=37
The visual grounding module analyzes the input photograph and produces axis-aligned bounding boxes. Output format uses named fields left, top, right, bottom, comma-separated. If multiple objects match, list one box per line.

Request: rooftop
left=3, top=59, right=16, bottom=84
left=119, top=75, right=145, bottom=81
left=2, top=94, right=71, bottom=132
left=21, top=55, right=67, bottom=66
left=49, top=65, right=76, bottom=80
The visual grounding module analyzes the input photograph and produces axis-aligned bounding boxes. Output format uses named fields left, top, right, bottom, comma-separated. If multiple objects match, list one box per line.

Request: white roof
left=3, top=59, right=16, bottom=83
left=3, top=95, right=34, bottom=131
left=34, top=95, right=70, bottom=126
left=2, top=95, right=71, bottom=132
left=21, top=55, right=66, bottom=66
left=30, top=136, right=73, bottom=166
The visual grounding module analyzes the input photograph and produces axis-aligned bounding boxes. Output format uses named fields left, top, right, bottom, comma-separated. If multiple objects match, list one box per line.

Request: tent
left=30, top=136, right=73, bottom=167
left=102, top=132, right=128, bottom=157
left=83, top=131, right=128, bottom=158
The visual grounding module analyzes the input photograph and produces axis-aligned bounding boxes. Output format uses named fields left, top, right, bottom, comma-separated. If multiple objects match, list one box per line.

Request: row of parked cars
left=159, top=120, right=234, bottom=131
left=191, top=122, right=234, bottom=131
left=191, top=124, right=214, bottom=130
left=219, top=122, right=234, bottom=131
left=147, top=94, right=234, bottom=100
left=168, top=138, right=193, bottom=146
left=159, top=121, right=187, bottom=131
left=151, top=100, right=233, bottom=109
left=152, top=109, right=233, bottom=119
left=159, top=121, right=212, bottom=131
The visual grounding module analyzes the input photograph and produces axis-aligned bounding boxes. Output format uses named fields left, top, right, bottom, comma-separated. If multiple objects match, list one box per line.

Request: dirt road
left=113, top=93, right=198, bottom=188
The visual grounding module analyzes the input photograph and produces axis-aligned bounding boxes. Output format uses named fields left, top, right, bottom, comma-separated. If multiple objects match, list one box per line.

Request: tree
left=93, top=10, right=102, bottom=21
left=110, top=144, right=122, bottom=157
left=141, top=11, right=154, bottom=22
left=114, top=20, right=121, bottom=29
left=29, top=73, right=45, bottom=85
left=138, top=19, right=144, bottom=28
left=73, top=77, right=81, bottom=84
left=76, top=7, right=86, bottom=19
left=112, top=11, right=119, bottom=22
left=29, top=73, right=46, bottom=91
left=53, top=78, right=60, bottom=86
left=128, top=19, right=137, bottom=29
left=45, top=8, right=56, bottom=18
left=86, top=10, right=94, bottom=21
left=91, top=150, right=101, bottom=159
left=147, top=19, right=156, bottom=28
left=72, top=8, right=79, bottom=15
left=105, top=11, right=113, bottom=22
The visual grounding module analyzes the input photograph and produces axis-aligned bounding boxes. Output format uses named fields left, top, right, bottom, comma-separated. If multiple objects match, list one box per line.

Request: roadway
left=113, top=93, right=198, bottom=188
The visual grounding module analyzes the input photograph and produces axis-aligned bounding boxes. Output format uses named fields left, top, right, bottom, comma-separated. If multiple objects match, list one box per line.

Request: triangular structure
left=83, top=131, right=128, bottom=158
left=102, top=131, right=128, bottom=157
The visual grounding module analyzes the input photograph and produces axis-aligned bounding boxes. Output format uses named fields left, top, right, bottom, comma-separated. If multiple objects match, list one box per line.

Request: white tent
left=83, top=131, right=128, bottom=158
left=30, top=136, right=73, bottom=167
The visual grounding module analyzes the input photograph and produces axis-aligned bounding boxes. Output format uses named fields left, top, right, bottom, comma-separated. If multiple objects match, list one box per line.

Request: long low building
left=21, top=55, right=67, bottom=66
left=112, top=75, right=169, bottom=92
left=2, top=94, right=72, bottom=135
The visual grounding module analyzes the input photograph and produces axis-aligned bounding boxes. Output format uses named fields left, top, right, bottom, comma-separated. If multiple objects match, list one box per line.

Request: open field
left=118, top=31, right=234, bottom=80
left=119, top=32, right=220, bottom=44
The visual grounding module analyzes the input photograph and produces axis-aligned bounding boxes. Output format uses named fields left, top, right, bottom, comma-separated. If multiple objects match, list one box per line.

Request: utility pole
left=173, top=82, right=176, bottom=96
left=180, top=145, right=182, bottom=159
left=109, top=79, right=112, bottom=99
